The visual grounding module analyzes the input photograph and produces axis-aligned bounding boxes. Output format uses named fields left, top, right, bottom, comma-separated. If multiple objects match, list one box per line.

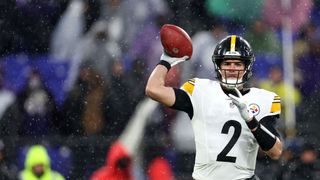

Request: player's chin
left=224, top=77, right=238, bottom=82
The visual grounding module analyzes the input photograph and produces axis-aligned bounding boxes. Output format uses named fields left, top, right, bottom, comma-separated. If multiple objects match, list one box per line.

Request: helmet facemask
left=214, top=59, right=253, bottom=89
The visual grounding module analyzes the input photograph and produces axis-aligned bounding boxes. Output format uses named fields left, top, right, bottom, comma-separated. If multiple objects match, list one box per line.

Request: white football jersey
left=180, top=78, right=281, bottom=180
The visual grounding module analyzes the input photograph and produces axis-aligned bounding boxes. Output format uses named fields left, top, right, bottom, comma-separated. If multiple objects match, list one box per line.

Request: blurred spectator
left=17, top=70, right=59, bottom=136
left=0, top=139, right=18, bottom=180
left=296, top=33, right=320, bottom=98
left=50, top=0, right=86, bottom=61
left=90, top=98, right=160, bottom=180
left=51, top=0, right=104, bottom=93
left=64, top=19, right=121, bottom=92
left=259, top=65, right=301, bottom=113
left=99, top=0, right=124, bottom=44
left=280, top=138, right=305, bottom=165
left=275, top=143, right=320, bottom=180
left=103, top=60, right=137, bottom=136
left=147, top=156, right=175, bottom=180
left=18, top=144, right=65, bottom=180
left=63, top=59, right=140, bottom=136
left=77, top=20, right=121, bottom=82
left=90, top=141, right=133, bottom=180
left=244, top=19, right=282, bottom=55
left=63, top=58, right=143, bottom=136
left=61, top=64, right=108, bottom=136
left=293, top=22, right=318, bottom=63
left=17, top=144, right=73, bottom=179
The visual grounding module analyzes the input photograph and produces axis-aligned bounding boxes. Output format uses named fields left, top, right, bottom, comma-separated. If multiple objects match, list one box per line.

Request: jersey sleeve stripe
left=181, top=79, right=195, bottom=96
left=188, top=79, right=195, bottom=84
left=273, top=96, right=281, bottom=100
left=270, top=102, right=281, bottom=113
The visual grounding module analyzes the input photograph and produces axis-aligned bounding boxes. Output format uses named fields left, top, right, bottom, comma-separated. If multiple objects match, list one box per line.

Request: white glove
left=160, top=52, right=189, bottom=67
left=228, top=88, right=254, bottom=122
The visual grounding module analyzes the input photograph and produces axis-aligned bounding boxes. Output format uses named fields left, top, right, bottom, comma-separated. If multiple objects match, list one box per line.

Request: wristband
left=246, top=117, right=259, bottom=130
left=158, top=60, right=171, bottom=71
left=252, top=124, right=277, bottom=151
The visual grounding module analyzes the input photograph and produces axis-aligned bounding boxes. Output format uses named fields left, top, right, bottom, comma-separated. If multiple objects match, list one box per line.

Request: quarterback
left=146, top=35, right=283, bottom=180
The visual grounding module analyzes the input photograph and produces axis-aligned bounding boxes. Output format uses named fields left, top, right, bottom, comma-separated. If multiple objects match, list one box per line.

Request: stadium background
left=1, top=0, right=320, bottom=179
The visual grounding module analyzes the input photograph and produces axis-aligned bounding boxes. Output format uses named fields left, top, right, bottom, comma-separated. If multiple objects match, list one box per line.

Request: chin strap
left=220, top=81, right=244, bottom=90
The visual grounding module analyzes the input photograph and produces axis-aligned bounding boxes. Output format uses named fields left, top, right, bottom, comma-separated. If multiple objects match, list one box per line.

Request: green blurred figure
left=244, top=19, right=282, bottom=55
left=259, top=65, right=301, bottom=107
left=19, top=145, right=65, bottom=180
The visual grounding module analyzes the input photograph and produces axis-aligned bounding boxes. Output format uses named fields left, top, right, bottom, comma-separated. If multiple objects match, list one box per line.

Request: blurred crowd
left=1, top=0, right=320, bottom=179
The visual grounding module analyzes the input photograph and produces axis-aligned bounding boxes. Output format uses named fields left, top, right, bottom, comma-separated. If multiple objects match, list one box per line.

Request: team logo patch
left=249, top=103, right=260, bottom=116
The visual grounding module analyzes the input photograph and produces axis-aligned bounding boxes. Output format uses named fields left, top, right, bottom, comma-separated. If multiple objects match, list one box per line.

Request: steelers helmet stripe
left=181, top=79, right=195, bottom=95
left=230, top=35, right=237, bottom=52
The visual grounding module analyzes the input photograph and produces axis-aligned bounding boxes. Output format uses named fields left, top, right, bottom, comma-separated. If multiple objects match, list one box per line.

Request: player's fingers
left=229, top=94, right=239, bottom=104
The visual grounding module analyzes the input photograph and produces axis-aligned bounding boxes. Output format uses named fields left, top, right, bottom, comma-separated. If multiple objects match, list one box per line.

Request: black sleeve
left=170, top=88, right=194, bottom=119
left=259, top=115, right=281, bottom=138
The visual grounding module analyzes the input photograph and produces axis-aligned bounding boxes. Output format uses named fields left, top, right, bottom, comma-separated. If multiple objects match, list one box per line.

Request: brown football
left=160, top=24, right=193, bottom=58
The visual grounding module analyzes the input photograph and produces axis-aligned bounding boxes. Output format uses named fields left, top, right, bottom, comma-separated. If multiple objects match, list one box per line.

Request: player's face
left=220, top=59, right=245, bottom=80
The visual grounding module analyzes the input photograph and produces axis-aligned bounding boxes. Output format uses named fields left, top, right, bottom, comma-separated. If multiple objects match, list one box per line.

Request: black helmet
left=212, top=35, right=255, bottom=88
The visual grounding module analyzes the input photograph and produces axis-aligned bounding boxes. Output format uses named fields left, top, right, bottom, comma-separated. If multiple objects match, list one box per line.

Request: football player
left=146, top=35, right=283, bottom=180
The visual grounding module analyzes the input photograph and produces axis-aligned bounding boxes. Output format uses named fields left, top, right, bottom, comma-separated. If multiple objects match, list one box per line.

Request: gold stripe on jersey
left=273, top=96, right=281, bottom=103
left=274, top=96, right=281, bottom=100
left=230, top=35, right=236, bottom=52
left=181, top=79, right=195, bottom=95
left=270, top=96, right=281, bottom=113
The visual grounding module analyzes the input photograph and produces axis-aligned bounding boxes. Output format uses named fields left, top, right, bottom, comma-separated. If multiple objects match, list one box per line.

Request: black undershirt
left=170, top=85, right=280, bottom=137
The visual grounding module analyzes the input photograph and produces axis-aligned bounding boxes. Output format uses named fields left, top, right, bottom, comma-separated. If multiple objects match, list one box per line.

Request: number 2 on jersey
left=216, top=120, right=241, bottom=163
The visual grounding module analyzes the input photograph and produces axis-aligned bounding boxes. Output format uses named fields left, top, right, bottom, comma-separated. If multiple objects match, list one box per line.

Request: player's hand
left=160, top=52, right=189, bottom=67
left=228, top=88, right=254, bottom=122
